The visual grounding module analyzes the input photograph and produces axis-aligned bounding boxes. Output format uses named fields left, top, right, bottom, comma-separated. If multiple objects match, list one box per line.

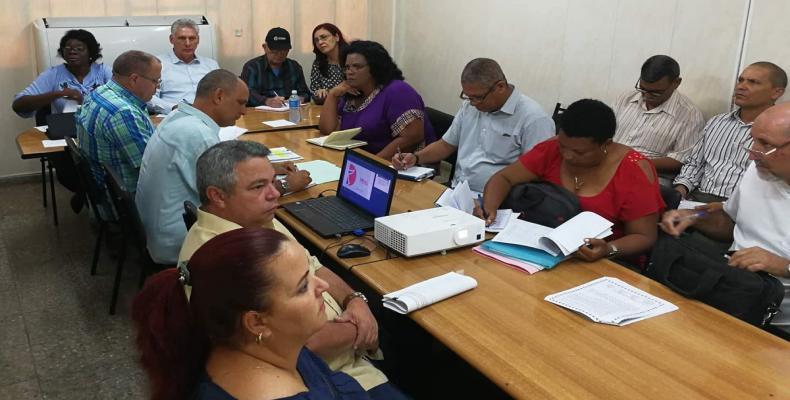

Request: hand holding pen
left=659, top=203, right=720, bottom=238
left=391, top=147, right=417, bottom=170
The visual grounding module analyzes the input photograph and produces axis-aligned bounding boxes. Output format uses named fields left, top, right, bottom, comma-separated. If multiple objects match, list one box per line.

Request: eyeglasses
left=62, top=46, right=86, bottom=53
left=314, top=34, right=333, bottom=43
left=634, top=78, right=672, bottom=98
left=740, top=141, right=789, bottom=158
left=342, top=63, right=368, bottom=72
left=137, top=74, right=162, bottom=86
left=459, top=81, right=501, bottom=103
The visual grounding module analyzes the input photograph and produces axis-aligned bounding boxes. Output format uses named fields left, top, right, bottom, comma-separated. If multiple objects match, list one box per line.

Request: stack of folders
left=382, top=271, right=478, bottom=314
left=545, top=277, right=678, bottom=326
left=267, top=147, right=303, bottom=162
left=473, top=211, right=613, bottom=274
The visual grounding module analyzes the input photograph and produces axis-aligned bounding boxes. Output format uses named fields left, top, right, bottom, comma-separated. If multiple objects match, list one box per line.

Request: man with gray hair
left=77, top=50, right=161, bottom=195
left=148, top=18, right=219, bottom=114
left=392, top=58, right=554, bottom=192
left=179, top=140, right=405, bottom=397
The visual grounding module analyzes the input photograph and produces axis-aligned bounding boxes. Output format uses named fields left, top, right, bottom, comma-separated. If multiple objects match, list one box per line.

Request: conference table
left=239, top=128, right=790, bottom=400
left=13, top=104, right=323, bottom=225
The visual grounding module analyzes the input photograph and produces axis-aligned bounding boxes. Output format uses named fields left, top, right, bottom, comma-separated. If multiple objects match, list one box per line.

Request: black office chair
left=103, top=163, right=170, bottom=315
left=552, top=103, right=565, bottom=134
left=425, top=107, right=456, bottom=184
left=183, top=200, right=198, bottom=230
left=66, top=138, right=118, bottom=275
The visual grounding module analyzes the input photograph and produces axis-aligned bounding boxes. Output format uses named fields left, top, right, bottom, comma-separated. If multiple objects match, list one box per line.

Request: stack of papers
left=263, top=119, right=297, bottom=128
left=393, top=165, right=434, bottom=181
left=255, top=104, right=289, bottom=112
left=435, top=180, right=516, bottom=233
left=267, top=147, right=302, bottom=162
left=545, top=277, right=678, bottom=326
left=382, top=272, right=477, bottom=314
left=218, top=126, right=248, bottom=141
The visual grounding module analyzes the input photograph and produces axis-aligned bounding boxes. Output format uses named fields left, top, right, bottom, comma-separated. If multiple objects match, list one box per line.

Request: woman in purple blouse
left=318, top=40, right=435, bottom=159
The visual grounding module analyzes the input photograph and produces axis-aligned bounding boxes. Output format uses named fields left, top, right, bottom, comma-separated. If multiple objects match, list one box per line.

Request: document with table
left=545, top=277, right=678, bottom=326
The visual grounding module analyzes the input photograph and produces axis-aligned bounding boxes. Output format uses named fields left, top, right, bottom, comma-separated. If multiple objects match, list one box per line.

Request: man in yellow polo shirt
left=179, top=140, right=403, bottom=397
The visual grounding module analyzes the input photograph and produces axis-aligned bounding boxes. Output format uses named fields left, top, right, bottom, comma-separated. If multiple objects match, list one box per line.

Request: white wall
left=395, top=0, right=753, bottom=120
left=741, top=0, right=790, bottom=104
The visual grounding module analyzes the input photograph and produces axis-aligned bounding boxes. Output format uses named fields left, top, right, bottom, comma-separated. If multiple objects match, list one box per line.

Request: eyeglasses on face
left=459, top=81, right=502, bottom=103
left=62, top=46, right=87, bottom=53
left=137, top=74, right=162, bottom=86
left=314, top=34, right=333, bottom=43
left=741, top=141, right=789, bottom=158
left=634, top=78, right=672, bottom=98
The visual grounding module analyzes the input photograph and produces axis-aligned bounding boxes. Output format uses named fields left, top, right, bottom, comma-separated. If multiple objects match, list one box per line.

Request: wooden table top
left=243, top=129, right=790, bottom=399
left=15, top=104, right=323, bottom=160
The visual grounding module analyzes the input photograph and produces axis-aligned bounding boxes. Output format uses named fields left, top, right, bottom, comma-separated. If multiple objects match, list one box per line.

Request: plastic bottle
left=288, top=90, right=301, bottom=123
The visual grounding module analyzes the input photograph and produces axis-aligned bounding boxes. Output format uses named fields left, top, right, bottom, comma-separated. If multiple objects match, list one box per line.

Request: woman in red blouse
left=476, top=99, right=664, bottom=263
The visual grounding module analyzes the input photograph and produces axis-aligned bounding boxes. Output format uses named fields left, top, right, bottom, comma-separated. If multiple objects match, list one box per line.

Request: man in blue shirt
left=136, top=69, right=311, bottom=264
left=241, top=27, right=310, bottom=107
left=148, top=18, right=219, bottom=115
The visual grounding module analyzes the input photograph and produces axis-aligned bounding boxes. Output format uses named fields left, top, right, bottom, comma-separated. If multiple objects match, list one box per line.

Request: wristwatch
left=607, top=243, right=619, bottom=258
left=278, top=177, right=289, bottom=193
left=342, top=291, right=368, bottom=308
left=785, top=262, right=790, bottom=278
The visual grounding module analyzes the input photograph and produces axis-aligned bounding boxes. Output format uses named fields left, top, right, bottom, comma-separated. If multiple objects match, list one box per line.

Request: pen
left=671, top=211, right=706, bottom=223
left=272, top=90, right=286, bottom=107
left=396, top=146, right=404, bottom=164
left=477, top=193, right=489, bottom=219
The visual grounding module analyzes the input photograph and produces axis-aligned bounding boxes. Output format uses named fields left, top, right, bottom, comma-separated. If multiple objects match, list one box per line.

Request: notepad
left=267, top=147, right=302, bottom=162
left=42, top=139, right=67, bottom=148
left=294, top=160, right=341, bottom=186
left=263, top=119, right=297, bottom=128
left=492, top=211, right=613, bottom=257
left=255, top=104, right=289, bottom=112
left=218, top=126, right=248, bottom=141
left=382, top=271, right=477, bottom=314
left=545, top=277, right=678, bottom=326
left=306, top=127, right=367, bottom=150
left=392, top=165, right=435, bottom=181
left=485, top=209, right=519, bottom=233
left=679, top=199, right=706, bottom=210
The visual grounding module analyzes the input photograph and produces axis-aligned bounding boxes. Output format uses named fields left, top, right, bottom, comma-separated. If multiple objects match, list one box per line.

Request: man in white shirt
left=148, top=18, right=219, bottom=114
left=613, top=55, right=705, bottom=185
left=661, top=102, right=790, bottom=334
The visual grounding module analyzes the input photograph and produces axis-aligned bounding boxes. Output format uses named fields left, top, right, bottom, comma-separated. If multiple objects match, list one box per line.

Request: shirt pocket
left=481, top=126, right=519, bottom=164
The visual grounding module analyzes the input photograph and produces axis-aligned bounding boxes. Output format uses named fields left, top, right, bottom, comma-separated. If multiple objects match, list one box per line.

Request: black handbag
left=500, top=182, right=581, bottom=228
left=646, top=232, right=784, bottom=327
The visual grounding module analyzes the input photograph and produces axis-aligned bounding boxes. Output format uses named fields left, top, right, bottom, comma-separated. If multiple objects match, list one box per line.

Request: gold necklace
left=573, top=176, right=584, bottom=191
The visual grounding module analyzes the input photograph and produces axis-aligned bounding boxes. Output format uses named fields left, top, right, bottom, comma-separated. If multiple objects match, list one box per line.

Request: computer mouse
left=337, top=243, right=371, bottom=258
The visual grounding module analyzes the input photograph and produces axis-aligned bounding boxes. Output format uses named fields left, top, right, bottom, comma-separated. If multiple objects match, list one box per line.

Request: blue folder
left=480, top=241, right=566, bottom=269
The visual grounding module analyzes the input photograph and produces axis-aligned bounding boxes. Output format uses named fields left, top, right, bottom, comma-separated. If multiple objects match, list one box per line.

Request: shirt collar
left=168, top=49, right=202, bottom=65
left=628, top=89, right=680, bottom=117
left=727, top=108, right=752, bottom=126
left=175, top=102, right=220, bottom=132
left=195, top=208, right=275, bottom=233
left=107, top=79, right=146, bottom=110
left=495, top=85, right=520, bottom=115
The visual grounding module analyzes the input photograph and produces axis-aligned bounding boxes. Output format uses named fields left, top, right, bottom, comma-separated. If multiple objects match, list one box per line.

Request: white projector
left=374, top=207, right=486, bottom=257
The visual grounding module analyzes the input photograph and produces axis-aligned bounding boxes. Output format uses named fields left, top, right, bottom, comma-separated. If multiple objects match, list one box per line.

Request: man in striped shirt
left=673, top=62, right=787, bottom=202
left=77, top=50, right=161, bottom=192
left=613, top=55, right=705, bottom=185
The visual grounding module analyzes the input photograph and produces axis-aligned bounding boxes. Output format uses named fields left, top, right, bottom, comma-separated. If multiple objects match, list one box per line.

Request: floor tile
left=0, top=314, right=36, bottom=386
left=0, top=379, right=42, bottom=399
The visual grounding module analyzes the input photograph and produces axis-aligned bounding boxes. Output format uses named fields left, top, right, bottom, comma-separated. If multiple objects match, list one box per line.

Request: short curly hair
left=341, top=40, right=404, bottom=86
left=558, top=99, right=617, bottom=144
left=57, top=29, right=103, bottom=63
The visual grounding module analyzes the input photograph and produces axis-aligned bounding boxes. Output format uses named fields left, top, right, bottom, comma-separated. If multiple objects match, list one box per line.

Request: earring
left=602, top=145, right=608, bottom=155
left=255, top=332, right=263, bottom=345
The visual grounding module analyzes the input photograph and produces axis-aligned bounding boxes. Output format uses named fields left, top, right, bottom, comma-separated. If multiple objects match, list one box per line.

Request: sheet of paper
left=267, top=147, right=302, bottom=162
left=679, top=199, right=706, bottom=210
left=263, top=119, right=297, bottom=128
left=62, top=99, right=79, bottom=113
left=546, top=211, right=613, bottom=256
left=485, top=209, right=519, bottom=233
left=545, top=277, right=678, bottom=326
left=294, top=160, right=341, bottom=186
left=451, top=180, right=477, bottom=214
left=35, top=125, right=48, bottom=132
left=255, top=105, right=289, bottom=112
left=492, top=218, right=553, bottom=249
left=42, top=139, right=67, bottom=148
left=218, top=126, right=248, bottom=141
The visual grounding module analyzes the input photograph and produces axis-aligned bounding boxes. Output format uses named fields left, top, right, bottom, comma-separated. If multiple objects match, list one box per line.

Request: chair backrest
left=103, top=163, right=147, bottom=248
left=66, top=137, right=113, bottom=221
left=34, top=104, right=52, bottom=127
left=425, top=107, right=457, bottom=178
left=551, top=103, right=565, bottom=134
left=183, top=200, right=198, bottom=230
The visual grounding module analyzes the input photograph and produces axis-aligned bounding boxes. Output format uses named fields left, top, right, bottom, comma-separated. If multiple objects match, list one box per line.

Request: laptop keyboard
left=302, top=197, right=371, bottom=230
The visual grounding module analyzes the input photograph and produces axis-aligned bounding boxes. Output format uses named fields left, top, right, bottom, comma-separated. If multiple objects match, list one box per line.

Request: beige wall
left=0, top=0, right=391, bottom=178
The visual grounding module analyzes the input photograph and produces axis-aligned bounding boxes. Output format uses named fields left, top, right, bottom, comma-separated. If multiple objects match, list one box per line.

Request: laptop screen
left=337, top=150, right=397, bottom=217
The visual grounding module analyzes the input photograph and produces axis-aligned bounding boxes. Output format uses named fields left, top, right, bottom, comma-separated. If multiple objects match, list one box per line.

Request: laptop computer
left=45, top=112, right=77, bottom=139
left=282, top=149, right=397, bottom=237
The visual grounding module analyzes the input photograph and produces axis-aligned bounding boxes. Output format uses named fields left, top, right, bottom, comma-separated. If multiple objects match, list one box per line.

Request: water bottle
left=288, top=90, right=301, bottom=123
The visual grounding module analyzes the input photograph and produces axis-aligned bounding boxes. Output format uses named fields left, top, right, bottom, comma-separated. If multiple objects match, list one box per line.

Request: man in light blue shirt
left=136, top=70, right=248, bottom=264
left=392, top=58, right=555, bottom=192
left=148, top=18, right=219, bottom=115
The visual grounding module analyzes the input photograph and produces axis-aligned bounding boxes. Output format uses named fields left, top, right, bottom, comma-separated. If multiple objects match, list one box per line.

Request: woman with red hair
left=310, top=23, right=349, bottom=104
left=132, top=227, right=373, bottom=399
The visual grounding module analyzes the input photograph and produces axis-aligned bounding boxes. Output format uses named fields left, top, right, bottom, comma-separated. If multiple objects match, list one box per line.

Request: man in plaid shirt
left=77, top=50, right=161, bottom=192
left=240, top=27, right=309, bottom=107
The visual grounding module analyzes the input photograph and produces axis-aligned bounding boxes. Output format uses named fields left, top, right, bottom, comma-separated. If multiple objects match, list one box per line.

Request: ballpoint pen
left=396, top=146, right=404, bottom=164
left=671, top=210, right=707, bottom=223
left=477, top=193, right=489, bottom=220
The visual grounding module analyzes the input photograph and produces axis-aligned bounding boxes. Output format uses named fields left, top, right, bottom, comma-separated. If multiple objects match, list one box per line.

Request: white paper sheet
left=679, top=199, right=706, bottom=210
left=62, top=99, right=79, bottom=113
left=218, top=126, right=248, bottom=141
left=263, top=119, right=297, bottom=128
left=485, top=209, right=519, bottom=233
left=42, top=139, right=67, bottom=148
left=35, top=126, right=48, bottom=132
left=492, top=218, right=553, bottom=249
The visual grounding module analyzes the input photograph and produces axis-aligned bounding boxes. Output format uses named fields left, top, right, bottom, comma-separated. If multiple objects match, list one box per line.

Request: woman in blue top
left=13, top=29, right=112, bottom=118
left=132, top=228, right=380, bottom=400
